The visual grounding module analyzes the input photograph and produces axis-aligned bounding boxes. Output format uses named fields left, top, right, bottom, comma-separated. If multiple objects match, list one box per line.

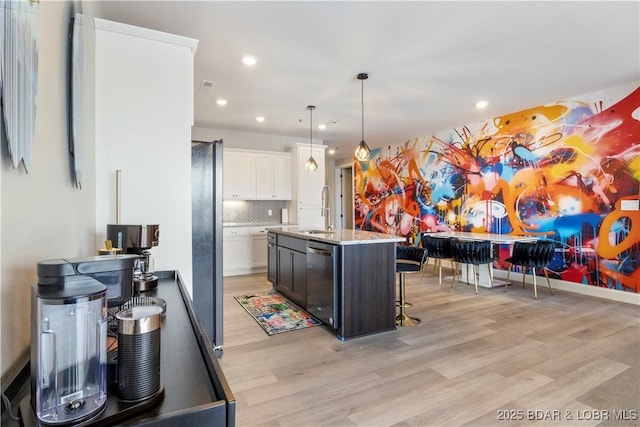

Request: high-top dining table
left=423, top=231, right=539, bottom=288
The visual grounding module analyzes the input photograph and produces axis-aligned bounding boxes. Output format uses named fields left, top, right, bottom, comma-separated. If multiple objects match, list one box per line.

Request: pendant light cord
left=361, top=78, right=364, bottom=141
left=310, top=107, right=313, bottom=155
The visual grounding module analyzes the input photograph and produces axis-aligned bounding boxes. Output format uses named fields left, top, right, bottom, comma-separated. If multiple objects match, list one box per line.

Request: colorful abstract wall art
left=354, top=84, right=640, bottom=293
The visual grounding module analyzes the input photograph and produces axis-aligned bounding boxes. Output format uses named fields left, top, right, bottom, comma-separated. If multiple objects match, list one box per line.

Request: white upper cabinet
left=272, top=154, right=293, bottom=200
left=256, top=153, right=292, bottom=200
left=223, top=149, right=256, bottom=200
left=223, top=149, right=291, bottom=200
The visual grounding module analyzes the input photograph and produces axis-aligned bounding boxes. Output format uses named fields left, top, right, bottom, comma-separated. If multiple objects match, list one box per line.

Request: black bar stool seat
left=421, top=235, right=455, bottom=285
left=505, top=240, right=556, bottom=299
left=396, top=246, right=426, bottom=327
left=449, top=238, right=494, bottom=294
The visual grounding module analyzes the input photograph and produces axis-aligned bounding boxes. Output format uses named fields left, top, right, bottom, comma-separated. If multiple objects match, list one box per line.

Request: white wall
left=1, top=2, right=198, bottom=379
left=1, top=0, right=96, bottom=379
left=93, top=19, right=197, bottom=294
left=192, top=126, right=320, bottom=152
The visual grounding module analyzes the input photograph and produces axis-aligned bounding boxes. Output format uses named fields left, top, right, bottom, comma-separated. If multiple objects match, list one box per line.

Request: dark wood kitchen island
left=267, top=228, right=404, bottom=340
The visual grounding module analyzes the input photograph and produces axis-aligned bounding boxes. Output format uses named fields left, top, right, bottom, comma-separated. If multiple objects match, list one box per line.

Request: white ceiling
left=98, top=1, right=640, bottom=156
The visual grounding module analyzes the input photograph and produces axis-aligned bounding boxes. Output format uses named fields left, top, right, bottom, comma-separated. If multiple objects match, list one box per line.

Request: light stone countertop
left=268, top=227, right=405, bottom=246
left=223, top=222, right=298, bottom=228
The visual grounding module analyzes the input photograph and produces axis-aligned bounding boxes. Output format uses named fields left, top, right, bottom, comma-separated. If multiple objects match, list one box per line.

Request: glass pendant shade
left=355, top=73, right=371, bottom=161
left=305, top=156, right=318, bottom=172
left=355, top=140, right=371, bottom=162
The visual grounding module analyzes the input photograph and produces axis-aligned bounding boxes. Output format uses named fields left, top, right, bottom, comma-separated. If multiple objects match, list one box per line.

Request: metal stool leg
left=421, top=257, right=430, bottom=280
left=505, top=266, right=511, bottom=292
left=396, top=273, right=420, bottom=327
left=396, top=299, right=413, bottom=308
left=450, top=261, right=458, bottom=287
left=532, top=267, right=538, bottom=299
left=543, top=268, right=554, bottom=295
left=487, top=263, right=494, bottom=290
left=473, top=264, right=479, bottom=294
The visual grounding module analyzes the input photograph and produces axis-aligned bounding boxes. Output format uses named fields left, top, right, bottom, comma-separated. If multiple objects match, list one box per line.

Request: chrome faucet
left=321, top=185, right=332, bottom=230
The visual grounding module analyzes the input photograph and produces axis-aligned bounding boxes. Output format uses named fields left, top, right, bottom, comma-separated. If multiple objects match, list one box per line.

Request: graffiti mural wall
left=354, top=83, right=640, bottom=293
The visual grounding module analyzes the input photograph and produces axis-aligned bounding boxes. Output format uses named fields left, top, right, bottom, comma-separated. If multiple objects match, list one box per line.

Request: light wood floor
left=219, top=268, right=639, bottom=427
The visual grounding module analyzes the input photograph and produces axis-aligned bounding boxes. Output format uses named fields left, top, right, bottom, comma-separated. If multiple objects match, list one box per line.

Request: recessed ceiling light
left=242, top=56, right=257, bottom=66
left=328, top=148, right=336, bottom=155
left=318, top=124, right=326, bottom=130
left=256, top=116, right=265, bottom=122
left=216, top=99, right=227, bottom=106
left=476, top=100, right=488, bottom=109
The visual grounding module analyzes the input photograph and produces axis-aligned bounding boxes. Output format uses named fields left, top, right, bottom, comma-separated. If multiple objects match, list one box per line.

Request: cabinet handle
left=308, top=246, right=333, bottom=256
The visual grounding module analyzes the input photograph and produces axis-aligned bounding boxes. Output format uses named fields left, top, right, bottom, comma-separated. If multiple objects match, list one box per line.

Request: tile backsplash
left=223, top=200, right=289, bottom=224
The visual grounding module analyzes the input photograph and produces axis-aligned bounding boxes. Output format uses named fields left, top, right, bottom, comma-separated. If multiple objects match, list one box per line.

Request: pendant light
left=355, top=72, right=371, bottom=161
left=305, top=105, right=318, bottom=172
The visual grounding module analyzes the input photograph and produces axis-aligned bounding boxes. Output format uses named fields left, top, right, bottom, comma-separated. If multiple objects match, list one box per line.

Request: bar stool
left=504, top=240, right=556, bottom=299
left=396, top=246, right=426, bottom=327
left=449, top=238, right=493, bottom=294
left=420, top=235, right=455, bottom=285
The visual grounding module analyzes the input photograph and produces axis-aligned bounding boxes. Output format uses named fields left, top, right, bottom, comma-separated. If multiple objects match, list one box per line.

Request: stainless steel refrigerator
left=191, top=139, right=224, bottom=356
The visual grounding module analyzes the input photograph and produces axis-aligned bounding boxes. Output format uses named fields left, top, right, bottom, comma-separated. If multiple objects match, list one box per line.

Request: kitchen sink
left=299, top=229, right=336, bottom=235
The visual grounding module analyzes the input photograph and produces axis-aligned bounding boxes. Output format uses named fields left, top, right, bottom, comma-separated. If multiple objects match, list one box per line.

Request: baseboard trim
left=223, top=266, right=267, bottom=277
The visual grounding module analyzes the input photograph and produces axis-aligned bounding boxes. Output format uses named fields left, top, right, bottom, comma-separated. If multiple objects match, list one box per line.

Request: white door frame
left=333, top=161, right=354, bottom=229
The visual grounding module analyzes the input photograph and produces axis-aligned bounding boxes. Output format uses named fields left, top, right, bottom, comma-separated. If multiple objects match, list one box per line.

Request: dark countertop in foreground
left=1, top=272, right=235, bottom=427
left=268, top=227, right=405, bottom=245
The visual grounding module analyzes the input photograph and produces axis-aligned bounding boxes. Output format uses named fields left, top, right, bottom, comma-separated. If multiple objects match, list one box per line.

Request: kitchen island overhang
left=267, top=228, right=405, bottom=340
left=269, top=227, right=406, bottom=246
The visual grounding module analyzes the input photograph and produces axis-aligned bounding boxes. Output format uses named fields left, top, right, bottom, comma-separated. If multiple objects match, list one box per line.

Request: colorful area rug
left=234, top=290, right=321, bottom=335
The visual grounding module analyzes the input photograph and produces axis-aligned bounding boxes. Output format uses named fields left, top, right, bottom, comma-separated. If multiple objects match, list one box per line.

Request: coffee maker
left=31, top=255, right=137, bottom=425
left=106, top=224, right=159, bottom=291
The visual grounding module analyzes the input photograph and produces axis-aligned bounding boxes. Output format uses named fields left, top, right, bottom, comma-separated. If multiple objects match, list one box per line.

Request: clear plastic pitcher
left=32, top=275, right=108, bottom=425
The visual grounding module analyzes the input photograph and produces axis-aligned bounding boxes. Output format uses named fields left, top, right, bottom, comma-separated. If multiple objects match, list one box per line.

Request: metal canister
left=116, top=306, right=163, bottom=402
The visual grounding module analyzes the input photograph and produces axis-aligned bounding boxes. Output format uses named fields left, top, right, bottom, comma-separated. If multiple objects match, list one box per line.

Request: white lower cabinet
left=223, top=226, right=270, bottom=276
left=250, top=227, right=268, bottom=268
left=223, top=227, right=251, bottom=276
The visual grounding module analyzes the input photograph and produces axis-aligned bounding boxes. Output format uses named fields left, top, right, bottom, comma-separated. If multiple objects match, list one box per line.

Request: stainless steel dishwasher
left=306, top=241, right=339, bottom=330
